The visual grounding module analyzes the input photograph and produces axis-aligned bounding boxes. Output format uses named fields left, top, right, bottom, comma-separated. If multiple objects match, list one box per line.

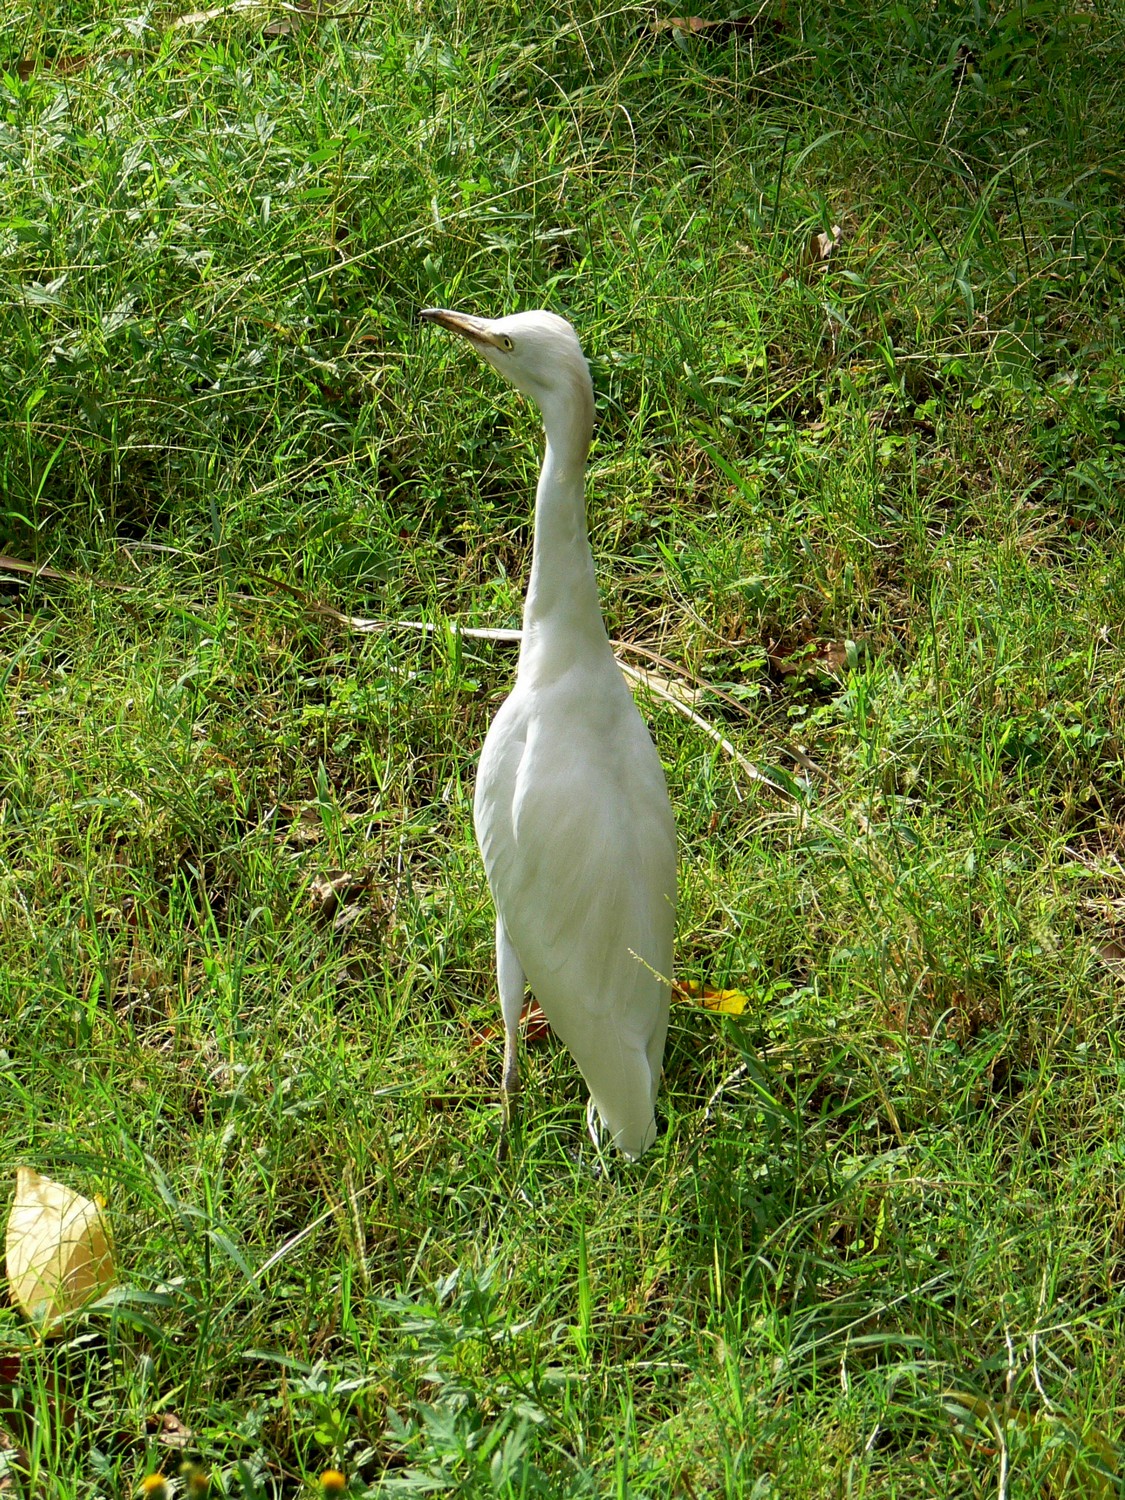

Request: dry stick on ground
left=0, top=555, right=805, bottom=801
left=615, top=660, right=785, bottom=796
left=237, top=575, right=811, bottom=800
left=269, top=594, right=800, bottom=800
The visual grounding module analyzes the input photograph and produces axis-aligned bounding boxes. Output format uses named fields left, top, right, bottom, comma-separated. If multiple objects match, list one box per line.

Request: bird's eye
left=501, top=336, right=514, bottom=351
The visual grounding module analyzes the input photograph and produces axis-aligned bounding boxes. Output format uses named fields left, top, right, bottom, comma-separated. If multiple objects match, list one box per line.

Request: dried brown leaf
left=14, top=54, right=89, bottom=80
left=281, top=805, right=323, bottom=847
left=807, top=223, right=843, bottom=270
left=471, top=999, right=552, bottom=1049
left=331, top=903, right=365, bottom=936
left=653, top=15, right=713, bottom=33
left=651, top=14, right=778, bottom=40
left=769, top=637, right=862, bottom=679
left=521, top=1000, right=551, bottom=1043
left=147, top=1411, right=194, bottom=1449
left=309, top=869, right=367, bottom=918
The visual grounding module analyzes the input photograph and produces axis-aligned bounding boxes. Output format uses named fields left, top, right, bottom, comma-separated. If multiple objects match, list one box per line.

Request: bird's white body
left=475, top=604, right=676, bottom=1158
left=421, top=307, right=676, bottom=1158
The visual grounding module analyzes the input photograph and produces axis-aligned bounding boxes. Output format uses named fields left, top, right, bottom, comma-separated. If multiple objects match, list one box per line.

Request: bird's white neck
left=519, top=386, right=610, bottom=679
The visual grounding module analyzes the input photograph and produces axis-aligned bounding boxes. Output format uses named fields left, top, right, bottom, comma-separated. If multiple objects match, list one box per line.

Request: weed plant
left=2, top=0, right=1125, bottom=1494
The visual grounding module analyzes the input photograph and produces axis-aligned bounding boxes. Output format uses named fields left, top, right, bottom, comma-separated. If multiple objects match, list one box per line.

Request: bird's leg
left=585, top=1096, right=601, bottom=1151
left=496, top=919, right=526, bottom=1160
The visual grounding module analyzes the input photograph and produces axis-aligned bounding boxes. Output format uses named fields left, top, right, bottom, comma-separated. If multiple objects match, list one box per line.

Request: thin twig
left=614, top=638, right=755, bottom=718
left=1, top=551, right=804, bottom=802
left=358, top=612, right=798, bottom=799
left=617, top=661, right=789, bottom=797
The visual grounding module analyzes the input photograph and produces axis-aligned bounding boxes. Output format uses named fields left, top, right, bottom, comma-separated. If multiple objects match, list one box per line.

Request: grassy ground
left=2, top=0, right=1125, bottom=1493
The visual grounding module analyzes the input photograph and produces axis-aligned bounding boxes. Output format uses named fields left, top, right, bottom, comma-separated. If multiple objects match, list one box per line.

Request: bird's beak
left=420, top=307, right=503, bottom=349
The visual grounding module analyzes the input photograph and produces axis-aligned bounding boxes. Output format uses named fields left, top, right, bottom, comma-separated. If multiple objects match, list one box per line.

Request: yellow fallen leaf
left=674, top=981, right=751, bottom=1015
left=5, top=1168, right=115, bottom=1330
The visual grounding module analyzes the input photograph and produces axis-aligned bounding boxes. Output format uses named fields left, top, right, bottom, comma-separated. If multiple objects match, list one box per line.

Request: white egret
left=421, top=307, right=676, bottom=1159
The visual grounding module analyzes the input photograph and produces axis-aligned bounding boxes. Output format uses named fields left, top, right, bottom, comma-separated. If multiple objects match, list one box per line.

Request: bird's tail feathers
left=587, top=1059, right=659, bottom=1161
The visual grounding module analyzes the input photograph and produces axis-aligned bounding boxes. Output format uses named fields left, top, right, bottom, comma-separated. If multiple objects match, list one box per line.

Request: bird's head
left=420, top=307, right=594, bottom=443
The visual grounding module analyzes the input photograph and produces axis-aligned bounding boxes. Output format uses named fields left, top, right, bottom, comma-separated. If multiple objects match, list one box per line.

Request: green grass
left=2, top=0, right=1125, bottom=1493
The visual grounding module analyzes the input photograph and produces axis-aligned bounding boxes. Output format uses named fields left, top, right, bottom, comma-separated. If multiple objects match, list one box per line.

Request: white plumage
left=421, top=307, right=676, bottom=1159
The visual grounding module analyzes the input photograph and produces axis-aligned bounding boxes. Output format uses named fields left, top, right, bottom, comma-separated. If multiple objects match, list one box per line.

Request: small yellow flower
left=141, top=1476, right=169, bottom=1500
left=181, top=1461, right=211, bottom=1495
left=320, top=1472, right=347, bottom=1495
